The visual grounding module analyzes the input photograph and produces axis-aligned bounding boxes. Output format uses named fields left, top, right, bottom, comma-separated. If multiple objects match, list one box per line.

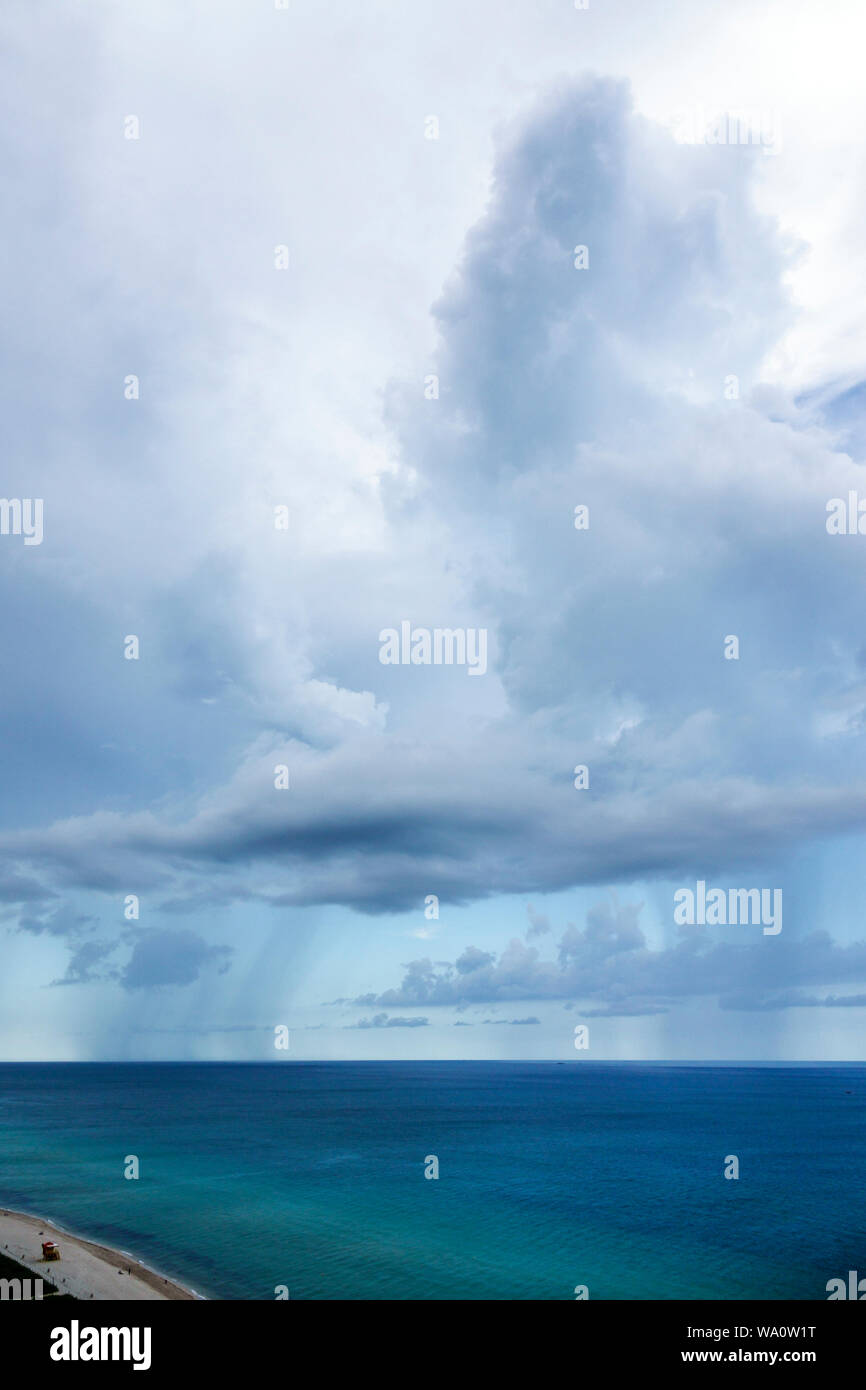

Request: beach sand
left=0, top=1207, right=200, bottom=1300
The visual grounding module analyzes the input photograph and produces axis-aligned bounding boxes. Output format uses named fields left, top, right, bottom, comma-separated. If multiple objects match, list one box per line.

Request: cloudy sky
left=2, top=0, right=866, bottom=1061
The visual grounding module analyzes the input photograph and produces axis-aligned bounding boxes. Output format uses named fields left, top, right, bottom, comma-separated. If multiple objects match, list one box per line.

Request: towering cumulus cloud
left=2, top=75, right=865, bottom=1035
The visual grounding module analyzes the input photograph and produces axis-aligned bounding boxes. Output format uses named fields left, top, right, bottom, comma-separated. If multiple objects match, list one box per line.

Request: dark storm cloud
left=16, top=905, right=95, bottom=937
left=4, top=754, right=866, bottom=918
left=51, top=940, right=119, bottom=987
left=120, top=930, right=233, bottom=991
left=1, top=77, right=865, bottom=962
left=0, top=873, right=56, bottom=905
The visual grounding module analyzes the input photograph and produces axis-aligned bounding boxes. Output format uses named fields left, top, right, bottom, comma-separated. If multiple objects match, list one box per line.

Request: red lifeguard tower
left=41, top=1240, right=60, bottom=1261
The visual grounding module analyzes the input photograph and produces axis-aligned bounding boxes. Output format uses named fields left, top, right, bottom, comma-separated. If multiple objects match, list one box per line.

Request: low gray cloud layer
left=348, top=1013, right=430, bottom=1029
left=350, top=901, right=866, bottom=1016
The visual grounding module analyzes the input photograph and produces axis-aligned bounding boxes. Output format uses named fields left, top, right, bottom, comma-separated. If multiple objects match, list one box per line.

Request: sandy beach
left=0, top=1207, right=201, bottom=1301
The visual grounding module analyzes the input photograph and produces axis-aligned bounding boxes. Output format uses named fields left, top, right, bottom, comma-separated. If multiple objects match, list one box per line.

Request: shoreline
left=0, top=1207, right=204, bottom=1301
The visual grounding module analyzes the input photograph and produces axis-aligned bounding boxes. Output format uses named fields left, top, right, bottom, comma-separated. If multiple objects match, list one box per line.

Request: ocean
left=0, top=1062, right=862, bottom=1300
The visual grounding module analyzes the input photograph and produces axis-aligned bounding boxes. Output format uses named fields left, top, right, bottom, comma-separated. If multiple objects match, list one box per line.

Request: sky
left=1, top=0, right=866, bottom=1061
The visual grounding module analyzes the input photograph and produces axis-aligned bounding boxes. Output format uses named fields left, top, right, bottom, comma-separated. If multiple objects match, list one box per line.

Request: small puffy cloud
left=51, top=939, right=119, bottom=987
left=526, top=904, right=551, bottom=938
left=120, top=930, right=233, bottom=991
left=455, top=946, right=496, bottom=974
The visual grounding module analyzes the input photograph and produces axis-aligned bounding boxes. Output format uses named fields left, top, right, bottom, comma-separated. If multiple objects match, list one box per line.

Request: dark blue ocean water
left=0, top=1062, right=863, bottom=1300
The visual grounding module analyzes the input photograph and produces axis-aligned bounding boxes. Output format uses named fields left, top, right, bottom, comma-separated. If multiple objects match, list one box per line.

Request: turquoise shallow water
left=0, top=1062, right=863, bottom=1300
